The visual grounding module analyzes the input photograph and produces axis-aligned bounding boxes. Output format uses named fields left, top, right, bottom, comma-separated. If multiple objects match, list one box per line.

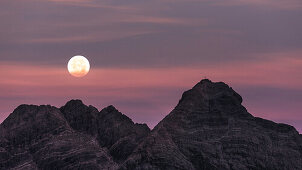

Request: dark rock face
left=60, top=100, right=99, bottom=135
left=96, top=106, right=150, bottom=162
left=121, top=79, right=302, bottom=170
left=0, top=101, right=149, bottom=169
left=0, top=105, right=117, bottom=170
left=59, top=101, right=150, bottom=163
left=1, top=79, right=301, bottom=170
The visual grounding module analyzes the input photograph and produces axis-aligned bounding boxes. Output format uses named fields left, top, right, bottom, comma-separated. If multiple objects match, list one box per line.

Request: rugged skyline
left=1, top=79, right=301, bottom=169
left=0, top=0, right=301, bottom=132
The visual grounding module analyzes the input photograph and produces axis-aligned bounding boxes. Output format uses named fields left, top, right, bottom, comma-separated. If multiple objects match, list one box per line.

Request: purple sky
left=0, top=0, right=301, bottom=132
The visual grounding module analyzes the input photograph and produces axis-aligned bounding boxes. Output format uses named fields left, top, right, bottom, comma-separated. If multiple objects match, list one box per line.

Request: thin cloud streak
left=34, top=0, right=137, bottom=11
left=25, top=30, right=157, bottom=44
left=214, top=0, right=302, bottom=10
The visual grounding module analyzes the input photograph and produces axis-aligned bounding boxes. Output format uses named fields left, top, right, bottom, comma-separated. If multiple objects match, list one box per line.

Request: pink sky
left=1, top=50, right=301, bottom=131
left=0, top=0, right=301, bottom=132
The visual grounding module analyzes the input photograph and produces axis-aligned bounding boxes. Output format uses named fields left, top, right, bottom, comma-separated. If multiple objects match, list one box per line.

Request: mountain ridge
left=121, top=79, right=301, bottom=169
left=1, top=79, right=301, bottom=170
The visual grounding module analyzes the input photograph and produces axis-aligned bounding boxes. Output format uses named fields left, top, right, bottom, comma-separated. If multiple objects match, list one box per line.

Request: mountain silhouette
left=0, top=79, right=301, bottom=170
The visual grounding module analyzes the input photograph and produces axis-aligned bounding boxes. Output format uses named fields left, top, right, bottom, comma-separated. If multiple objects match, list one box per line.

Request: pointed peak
left=101, top=105, right=118, bottom=113
left=59, top=100, right=98, bottom=134
left=60, top=99, right=93, bottom=113
left=176, top=79, right=244, bottom=114
left=64, top=99, right=84, bottom=106
left=192, top=79, right=240, bottom=101
left=199, top=78, right=212, bottom=84
left=60, top=99, right=90, bottom=112
left=193, top=79, right=229, bottom=90
left=99, top=105, right=134, bottom=123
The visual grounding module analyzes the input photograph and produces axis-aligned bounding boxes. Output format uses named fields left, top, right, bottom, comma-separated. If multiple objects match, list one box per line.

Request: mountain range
left=1, top=79, right=301, bottom=170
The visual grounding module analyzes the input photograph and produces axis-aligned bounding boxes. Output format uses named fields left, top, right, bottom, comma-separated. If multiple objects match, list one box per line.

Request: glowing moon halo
left=67, top=55, right=90, bottom=77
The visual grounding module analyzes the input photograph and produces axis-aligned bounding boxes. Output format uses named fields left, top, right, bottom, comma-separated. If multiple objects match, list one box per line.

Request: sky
left=0, top=0, right=301, bottom=132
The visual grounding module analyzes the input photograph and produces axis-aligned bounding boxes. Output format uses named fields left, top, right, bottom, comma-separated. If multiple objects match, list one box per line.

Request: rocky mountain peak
left=64, top=99, right=84, bottom=106
left=102, top=105, right=118, bottom=112
left=2, top=104, right=67, bottom=133
left=60, top=99, right=98, bottom=134
left=194, top=79, right=242, bottom=103
left=181, top=79, right=242, bottom=104
left=122, top=79, right=302, bottom=170
left=59, top=101, right=151, bottom=163
left=1, top=79, right=301, bottom=170
left=96, top=105, right=150, bottom=162
left=98, top=105, right=133, bottom=124
left=175, top=79, right=248, bottom=119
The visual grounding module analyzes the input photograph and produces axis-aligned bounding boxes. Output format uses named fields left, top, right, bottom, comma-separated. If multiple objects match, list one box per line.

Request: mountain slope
left=0, top=105, right=117, bottom=170
left=0, top=101, right=149, bottom=169
left=0, top=79, right=301, bottom=170
left=59, top=100, right=150, bottom=162
left=121, top=79, right=302, bottom=170
left=95, top=105, right=150, bottom=162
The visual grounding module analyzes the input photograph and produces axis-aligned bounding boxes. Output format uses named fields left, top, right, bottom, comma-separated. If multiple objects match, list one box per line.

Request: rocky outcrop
left=0, top=100, right=149, bottom=169
left=60, top=100, right=99, bottom=135
left=0, top=105, right=116, bottom=170
left=96, top=105, right=150, bottom=162
left=1, top=79, right=301, bottom=170
left=60, top=101, right=150, bottom=163
left=121, top=79, right=302, bottom=170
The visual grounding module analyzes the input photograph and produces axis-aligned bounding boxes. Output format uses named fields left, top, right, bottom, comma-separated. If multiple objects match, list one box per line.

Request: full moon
left=67, top=55, right=90, bottom=77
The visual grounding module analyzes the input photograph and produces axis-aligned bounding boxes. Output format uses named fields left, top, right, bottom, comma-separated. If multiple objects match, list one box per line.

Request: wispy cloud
left=47, top=0, right=137, bottom=11
left=214, top=0, right=302, bottom=10
left=25, top=30, right=157, bottom=43
left=121, top=16, right=207, bottom=25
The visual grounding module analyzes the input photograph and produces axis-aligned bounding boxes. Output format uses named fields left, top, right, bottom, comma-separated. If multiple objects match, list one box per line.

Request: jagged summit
left=175, top=79, right=248, bottom=119
left=62, top=99, right=87, bottom=110
left=65, top=99, right=84, bottom=105
left=1, top=79, right=301, bottom=170
left=99, top=105, right=134, bottom=125
left=189, top=79, right=242, bottom=104
left=122, top=80, right=301, bottom=170
left=102, top=105, right=118, bottom=112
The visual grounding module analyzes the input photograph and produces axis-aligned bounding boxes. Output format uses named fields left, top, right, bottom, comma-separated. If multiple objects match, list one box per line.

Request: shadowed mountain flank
left=59, top=100, right=150, bottom=163
left=121, top=79, right=302, bottom=170
left=96, top=105, right=150, bottom=162
left=0, top=105, right=117, bottom=170
left=1, top=79, right=301, bottom=170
